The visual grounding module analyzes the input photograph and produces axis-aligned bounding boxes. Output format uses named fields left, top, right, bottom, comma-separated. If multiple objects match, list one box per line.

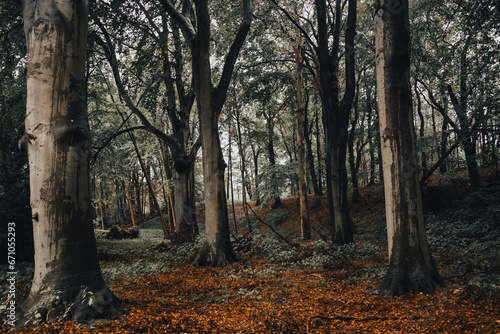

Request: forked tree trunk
left=370, top=0, right=445, bottom=297
left=161, top=0, right=251, bottom=265
left=316, top=0, right=355, bottom=245
left=190, top=0, right=234, bottom=266
left=187, top=0, right=252, bottom=266
left=19, top=0, right=124, bottom=326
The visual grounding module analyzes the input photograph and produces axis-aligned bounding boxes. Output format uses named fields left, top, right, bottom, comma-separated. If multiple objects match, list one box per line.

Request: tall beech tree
left=316, top=0, right=356, bottom=244
left=271, top=0, right=356, bottom=244
left=92, top=6, right=201, bottom=241
left=19, top=0, right=124, bottom=325
left=160, top=0, right=253, bottom=266
left=370, top=0, right=445, bottom=297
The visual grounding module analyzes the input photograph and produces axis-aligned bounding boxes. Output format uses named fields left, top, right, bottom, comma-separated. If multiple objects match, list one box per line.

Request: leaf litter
left=3, top=173, right=500, bottom=333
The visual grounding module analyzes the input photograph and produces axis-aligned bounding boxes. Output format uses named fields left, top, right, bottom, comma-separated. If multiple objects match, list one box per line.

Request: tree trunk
left=115, top=181, right=125, bottom=223
left=447, top=85, right=482, bottom=188
left=160, top=142, right=176, bottom=231
left=463, top=138, right=481, bottom=187
left=130, top=132, right=169, bottom=237
left=439, top=90, right=449, bottom=174
left=251, top=144, right=261, bottom=205
left=230, top=143, right=238, bottom=232
left=235, top=110, right=251, bottom=232
left=19, top=0, right=124, bottom=326
left=415, top=83, right=427, bottom=174
left=305, top=113, right=320, bottom=198
left=192, top=0, right=236, bottom=266
left=172, top=163, right=197, bottom=242
left=190, top=0, right=251, bottom=266
left=316, top=0, right=356, bottom=245
left=315, top=107, right=323, bottom=194
left=161, top=0, right=252, bottom=265
left=370, top=0, right=445, bottom=297
left=125, top=182, right=136, bottom=228
left=100, top=182, right=107, bottom=228
left=366, top=99, right=377, bottom=186
left=348, top=85, right=361, bottom=202
left=227, top=122, right=238, bottom=231
left=267, top=118, right=281, bottom=208
left=294, top=29, right=310, bottom=239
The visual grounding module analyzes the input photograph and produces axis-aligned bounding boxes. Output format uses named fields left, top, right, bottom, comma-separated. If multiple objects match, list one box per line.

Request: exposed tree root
left=170, top=222, right=198, bottom=244
left=192, top=241, right=240, bottom=267
left=18, top=281, right=126, bottom=328
left=365, top=264, right=446, bottom=298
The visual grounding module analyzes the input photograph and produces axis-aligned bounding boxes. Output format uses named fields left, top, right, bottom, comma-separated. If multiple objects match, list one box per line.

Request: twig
left=312, top=226, right=328, bottom=242
left=309, top=273, right=324, bottom=279
left=146, top=323, right=161, bottom=333
left=245, top=203, right=293, bottom=246
left=445, top=270, right=489, bottom=280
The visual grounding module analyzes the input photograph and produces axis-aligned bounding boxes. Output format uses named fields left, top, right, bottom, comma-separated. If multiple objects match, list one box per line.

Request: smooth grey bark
left=18, top=0, right=124, bottom=326
left=370, top=0, right=445, bottom=297
left=161, top=0, right=253, bottom=266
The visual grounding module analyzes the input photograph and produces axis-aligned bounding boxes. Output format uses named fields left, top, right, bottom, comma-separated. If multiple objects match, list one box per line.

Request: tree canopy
left=0, top=0, right=499, bottom=330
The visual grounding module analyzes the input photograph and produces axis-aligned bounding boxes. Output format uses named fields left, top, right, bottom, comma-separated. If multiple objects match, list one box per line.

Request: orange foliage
left=7, top=169, right=500, bottom=333
left=11, top=262, right=500, bottom=333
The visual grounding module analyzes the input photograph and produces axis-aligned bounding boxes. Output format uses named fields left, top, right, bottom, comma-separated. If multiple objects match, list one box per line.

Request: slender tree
left=234, top=107, right=251, bottom=232
left=18, top=0, right=124, bottom=325
left=161, top=0, right=253, bottom=266
left=272, top=0, right=357, bottom=243
left=294, top=23, right=310, bottom=239
left=92, top=8, right=201, bottom=241
left=316, top=0, right=357, bottom=244
left=370, top=0, right=445, bottom=297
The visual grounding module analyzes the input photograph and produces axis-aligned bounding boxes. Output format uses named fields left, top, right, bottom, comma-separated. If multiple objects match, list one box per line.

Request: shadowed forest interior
left=0, top=0, right=499, bottom=332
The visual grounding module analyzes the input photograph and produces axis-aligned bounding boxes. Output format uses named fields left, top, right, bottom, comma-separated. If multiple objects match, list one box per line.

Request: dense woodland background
left=0, top=0, right=499, bottom=332
left=2, top=0, right=499, bottom=253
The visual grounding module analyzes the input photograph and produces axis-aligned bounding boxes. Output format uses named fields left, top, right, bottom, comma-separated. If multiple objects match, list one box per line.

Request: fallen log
left=106, top=225, right=140, bottom=240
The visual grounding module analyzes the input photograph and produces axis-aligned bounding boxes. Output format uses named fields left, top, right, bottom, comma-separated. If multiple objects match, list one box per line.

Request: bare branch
left=269, top=0, right=318, bottom=52
left=158, top=0, right=196, bottom=47
left=214, top=0, right=253, bottom=114
left=93, top=16, right=181, bottom=152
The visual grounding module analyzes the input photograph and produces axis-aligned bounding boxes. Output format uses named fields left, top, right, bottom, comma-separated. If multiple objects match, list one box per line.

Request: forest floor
left=3, top=167, right=500, bottom=333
